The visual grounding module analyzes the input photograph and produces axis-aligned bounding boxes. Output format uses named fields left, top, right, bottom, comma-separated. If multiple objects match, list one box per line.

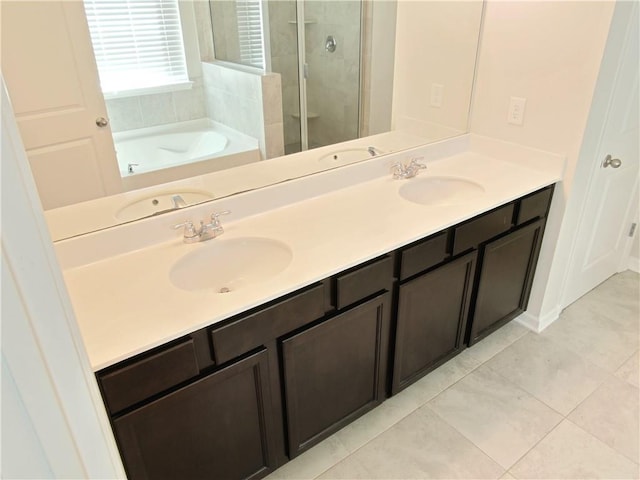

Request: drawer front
left=99, top=339, right=199, bottom=415
left=517, top=186, right=553, bottom=225
left=335, top=255, right=393, bottom=309
left=210, top=284, right=325, bottom=364
left=400, top=232, right=448, bottom=281
left=453, top=203, right=514, bottom=255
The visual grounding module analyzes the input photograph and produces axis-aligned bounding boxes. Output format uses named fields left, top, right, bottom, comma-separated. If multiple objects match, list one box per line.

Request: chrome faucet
left=174, top=210, right=230, bottom=243
left=368, top=146, right=382, bottom=157
left=127, top=163, right=139, bottom=174
left=171, top=195, right=187, bottom=209
left=391, top=157, right=427, bottom=179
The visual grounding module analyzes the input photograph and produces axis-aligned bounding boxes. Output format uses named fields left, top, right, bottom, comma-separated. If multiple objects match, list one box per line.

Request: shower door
left=300, top=0, right=362, bottom=151
left=267, top=0, right=362, bottom=154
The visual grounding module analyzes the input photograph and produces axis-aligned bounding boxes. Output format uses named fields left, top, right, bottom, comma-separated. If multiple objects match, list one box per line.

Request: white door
left=1, top=76, right=126, bottom=478
left=563, top=1, right=639, bottom=306
left=1, top=1, right=121, bottom=210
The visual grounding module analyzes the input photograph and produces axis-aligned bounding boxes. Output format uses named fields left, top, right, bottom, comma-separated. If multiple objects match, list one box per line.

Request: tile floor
left=266, top=270, right=640, bottom=479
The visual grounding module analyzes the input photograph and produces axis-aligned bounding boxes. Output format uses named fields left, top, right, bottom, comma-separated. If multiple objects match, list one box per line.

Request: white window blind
left=235, top=0, right=264, bottom=69
left=84, top=0, right=189, bottom=94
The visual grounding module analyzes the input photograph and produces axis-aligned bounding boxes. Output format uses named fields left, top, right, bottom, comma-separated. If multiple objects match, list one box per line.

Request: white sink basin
left=399, top=176, right=485, bottom=206
left=116, top=190, right=213, bottom=222
left=318, top=147, right=381, bottom=164
left=170, top=237, right=293, bottom=293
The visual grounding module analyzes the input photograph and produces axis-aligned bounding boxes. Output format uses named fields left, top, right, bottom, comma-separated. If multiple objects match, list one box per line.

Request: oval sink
left=170, top=237, right=293, bottom=293
left=318, top=147, right=382, bottom=164
left=399, top=177, right=485, bottom=206
left=116, top=190, right=213, bottom=222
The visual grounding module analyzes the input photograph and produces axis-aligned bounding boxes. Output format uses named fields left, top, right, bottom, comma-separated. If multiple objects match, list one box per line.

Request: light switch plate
left=508, top=96, right=527, bottom=125
left=431, top=84, right=444, bottom=108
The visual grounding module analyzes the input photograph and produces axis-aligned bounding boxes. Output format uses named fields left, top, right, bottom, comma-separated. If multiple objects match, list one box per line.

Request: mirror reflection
left=1, top=0, right=484, bottom=239
left=99, top=0, right=383, bottom=188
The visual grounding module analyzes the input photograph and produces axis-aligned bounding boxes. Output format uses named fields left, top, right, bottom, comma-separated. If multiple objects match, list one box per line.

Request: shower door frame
left=292, top=0, right=364, bottom=152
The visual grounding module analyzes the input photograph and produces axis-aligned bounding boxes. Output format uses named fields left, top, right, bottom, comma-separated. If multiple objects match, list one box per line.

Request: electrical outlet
left=508, top=96, right=527, bottom=125
left=431, top=84, right=444, bottom=108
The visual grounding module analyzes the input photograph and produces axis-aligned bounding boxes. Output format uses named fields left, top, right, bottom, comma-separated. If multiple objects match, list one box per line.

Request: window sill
left=103, top=81, right=194, bottom=100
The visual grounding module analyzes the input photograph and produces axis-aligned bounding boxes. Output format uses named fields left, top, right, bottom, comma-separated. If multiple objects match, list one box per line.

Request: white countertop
left=56, top=135, right=565, bottom=371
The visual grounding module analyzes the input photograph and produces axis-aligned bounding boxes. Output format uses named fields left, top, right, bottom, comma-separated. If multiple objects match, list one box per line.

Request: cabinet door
left=282, top=293, right=391, bottom=458
left=113, top=349, right=276, bottom=480
left=392, top=251, right=476, bottom=394
left=468, top=219, right=545, bottom=345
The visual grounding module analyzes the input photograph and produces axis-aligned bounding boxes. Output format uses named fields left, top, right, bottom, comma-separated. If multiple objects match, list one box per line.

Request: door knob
left=603, top=154, right=622, bottom=168
left=96, top=117, right=109, bottom=127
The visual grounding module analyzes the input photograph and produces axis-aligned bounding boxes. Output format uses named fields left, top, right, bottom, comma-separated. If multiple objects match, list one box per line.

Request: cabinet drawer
left=335, top=255, right=393, bottom=309
left=453, top=204, right=514, bottom=255
left=99, top=339, right=199, bottom=415
left=400, top=232, right=448, bottom=280
left=210, top=284, right=325, bottom=364
left=517, top=186, right=553, bottom=225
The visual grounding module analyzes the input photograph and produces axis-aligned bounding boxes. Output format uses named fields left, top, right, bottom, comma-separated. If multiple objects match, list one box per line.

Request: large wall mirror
left=1, top=0, right=484, bottom=240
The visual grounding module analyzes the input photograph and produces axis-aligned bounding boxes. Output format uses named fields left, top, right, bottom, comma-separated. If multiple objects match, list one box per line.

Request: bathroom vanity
left=54, top=135, right=563, bottom=480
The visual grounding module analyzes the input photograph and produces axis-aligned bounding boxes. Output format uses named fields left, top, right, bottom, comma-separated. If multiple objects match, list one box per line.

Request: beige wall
left=470, top=1, right=615, bottom=320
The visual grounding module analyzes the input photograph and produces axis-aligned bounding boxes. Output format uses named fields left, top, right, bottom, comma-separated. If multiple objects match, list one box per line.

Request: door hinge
left=629, top=223, right=637, bottom=237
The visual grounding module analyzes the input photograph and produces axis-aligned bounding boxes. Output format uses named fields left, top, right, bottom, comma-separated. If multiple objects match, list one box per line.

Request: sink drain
left=218, top=287, right=231, bottom=294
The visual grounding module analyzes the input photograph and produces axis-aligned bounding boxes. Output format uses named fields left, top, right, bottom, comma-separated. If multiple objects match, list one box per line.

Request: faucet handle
left=409, top=157, right=426, bottom=169
left=391, top=161, right=405, bottom=179
left=173, top=220, right=198, bottom=240
left=210, top=210, right=231, bottom=226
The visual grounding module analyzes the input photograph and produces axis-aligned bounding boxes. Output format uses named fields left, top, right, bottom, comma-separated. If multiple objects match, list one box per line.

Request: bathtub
left=113, top=119, right=261, bottom=190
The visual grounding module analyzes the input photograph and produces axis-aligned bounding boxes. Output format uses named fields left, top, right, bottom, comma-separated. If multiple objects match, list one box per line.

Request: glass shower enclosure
left=211, top=0, right=363, bottom=154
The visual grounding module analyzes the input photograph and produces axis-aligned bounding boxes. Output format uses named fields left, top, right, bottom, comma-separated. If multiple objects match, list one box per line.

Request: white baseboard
left=628, top=256, right=640, bottom=273
left=515, top=306, right=562, bottom=333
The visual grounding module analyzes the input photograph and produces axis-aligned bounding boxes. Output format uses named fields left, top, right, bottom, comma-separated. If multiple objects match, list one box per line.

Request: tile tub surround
left=264, top=271, right=639, bottom=480
left=55, top=134, right=564, bottom=370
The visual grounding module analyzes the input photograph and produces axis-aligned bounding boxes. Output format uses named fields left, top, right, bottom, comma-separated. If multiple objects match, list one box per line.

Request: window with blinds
left=235, top=0, right=265, bottom=69
left=84, top=0, right=189, bottom=95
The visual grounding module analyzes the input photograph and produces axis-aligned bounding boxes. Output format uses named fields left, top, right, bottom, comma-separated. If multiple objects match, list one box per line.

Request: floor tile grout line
left=421, top=401, right=510, bottom=475
left=562, top=416, right=640, bottom=466
left=465, top=325, right=530, bottom=366
left=562, top=378, right=640, bottom=466
left=613, top=347, right=640, bottom=387
left=481, top=335, right=616, bottom=418
left=503, top=415, right=566, bottom=475
left=536, top=327, right=628, bottom=376
left=425, top=364, right=566, bottom=472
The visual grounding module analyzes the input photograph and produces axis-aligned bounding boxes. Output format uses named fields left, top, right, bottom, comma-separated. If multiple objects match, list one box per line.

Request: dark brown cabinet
left=112, top=349, right=276, bottom=480
left=282, top=292, right=391, bottom=457
left=392, top=251, right=476, bottom=394
left=467, top=218, right=545, bottom=345
left=98, top=184, right=555, bottom=480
